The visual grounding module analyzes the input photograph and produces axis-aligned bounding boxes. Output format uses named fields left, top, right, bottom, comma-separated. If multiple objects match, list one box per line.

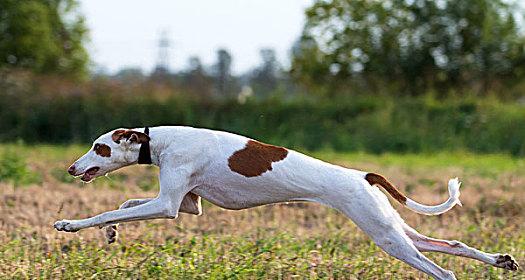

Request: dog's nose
left=67, top=164, right=76, bottom=175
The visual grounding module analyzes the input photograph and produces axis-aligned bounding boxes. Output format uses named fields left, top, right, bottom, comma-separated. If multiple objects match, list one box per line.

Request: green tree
left=250, top=48, right=281, bottom=96
left=0, top=0, right=89, bottom=79
left=212, top=48, right=237, bottom=97
left=292, top=0, right=525, bottom=96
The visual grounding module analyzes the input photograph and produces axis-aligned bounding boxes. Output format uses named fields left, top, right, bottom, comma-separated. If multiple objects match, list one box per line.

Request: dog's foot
left=53, top=220, right=80, bottom=232
left=105, top=225, right=118, bottom=244
left=495, top=254, right=519, bottom=271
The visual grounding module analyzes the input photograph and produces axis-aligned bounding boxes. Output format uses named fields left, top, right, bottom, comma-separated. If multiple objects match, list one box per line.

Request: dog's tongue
left=81, top=173, right=92, bottom=181
left=81, top=167, right=99, bottom=182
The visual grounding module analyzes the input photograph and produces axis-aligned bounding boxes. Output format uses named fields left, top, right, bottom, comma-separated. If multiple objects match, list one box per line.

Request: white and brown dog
left=55, top=126, right=518, bottom=279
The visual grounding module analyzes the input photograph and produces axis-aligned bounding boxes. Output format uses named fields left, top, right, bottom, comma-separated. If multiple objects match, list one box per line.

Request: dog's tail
left=364, top=173, right=462, bottom=215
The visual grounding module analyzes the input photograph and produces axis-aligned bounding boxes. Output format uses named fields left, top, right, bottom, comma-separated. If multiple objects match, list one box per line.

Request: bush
left=0, top=150, right=42, bottom=187
left=0, top=76, right=524, bottom=156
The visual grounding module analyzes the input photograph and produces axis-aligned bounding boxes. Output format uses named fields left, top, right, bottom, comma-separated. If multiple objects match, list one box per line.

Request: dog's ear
left=128, top=132, right=150, bottom=144
left=112, top=129, right=150, bottom=144
left=112, top=130, right=127, bottom=143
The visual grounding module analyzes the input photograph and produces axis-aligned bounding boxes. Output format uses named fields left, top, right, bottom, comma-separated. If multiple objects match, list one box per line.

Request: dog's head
left=67, top=128, right=150, bottom=182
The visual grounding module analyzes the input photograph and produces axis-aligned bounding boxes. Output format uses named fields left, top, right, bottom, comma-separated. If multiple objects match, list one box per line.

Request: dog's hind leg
left=370, top=228, right=456, bottom=280
left=326, top=178, right=456, bottom=279
left=343, top=215, right=455, bottom=279
left=403, top=226, right=519, bottom=271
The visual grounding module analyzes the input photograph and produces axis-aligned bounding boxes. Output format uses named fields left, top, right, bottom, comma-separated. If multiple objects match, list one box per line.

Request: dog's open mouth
left=80, top=167, right=100, bottom=182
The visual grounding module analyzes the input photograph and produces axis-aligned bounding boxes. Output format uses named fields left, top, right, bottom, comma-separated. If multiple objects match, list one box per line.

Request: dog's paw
left=105, top=225, right=118, bottom=244
left=495, top=254, right=519, bottom=271
left=53, top=220, right=80, bottom=232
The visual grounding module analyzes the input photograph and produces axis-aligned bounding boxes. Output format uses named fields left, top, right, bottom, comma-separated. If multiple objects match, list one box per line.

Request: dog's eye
left=93, top=144, right=100, bottom=151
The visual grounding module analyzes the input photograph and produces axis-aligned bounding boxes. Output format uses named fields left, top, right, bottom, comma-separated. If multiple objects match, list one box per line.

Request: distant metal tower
left=155, top=30, right=171, bottom=73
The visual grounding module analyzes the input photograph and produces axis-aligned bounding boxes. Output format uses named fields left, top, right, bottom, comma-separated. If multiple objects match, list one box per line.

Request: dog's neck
left=140, top=127, right=166, bottom=167
left=137, top=127, right=152, bottom=165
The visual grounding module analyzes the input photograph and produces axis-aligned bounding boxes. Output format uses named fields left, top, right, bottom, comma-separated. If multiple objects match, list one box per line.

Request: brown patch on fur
left=365, top=173, right=407, bottom=204
left=228, top=140, right=288, bottom=177
left=112, top=129, right=150, bottom=144
left=94, top=143, right=111, bottom=157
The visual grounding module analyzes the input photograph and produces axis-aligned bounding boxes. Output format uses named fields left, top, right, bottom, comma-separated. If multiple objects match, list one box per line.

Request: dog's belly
left=192, top=183, right=308, bottom=210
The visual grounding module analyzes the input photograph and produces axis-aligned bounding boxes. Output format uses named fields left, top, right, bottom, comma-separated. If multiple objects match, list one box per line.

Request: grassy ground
left=0, top=144, right=523, bottom=279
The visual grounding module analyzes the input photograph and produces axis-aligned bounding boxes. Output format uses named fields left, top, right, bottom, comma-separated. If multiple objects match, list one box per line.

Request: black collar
left=138, top=127, right=152, bottom=165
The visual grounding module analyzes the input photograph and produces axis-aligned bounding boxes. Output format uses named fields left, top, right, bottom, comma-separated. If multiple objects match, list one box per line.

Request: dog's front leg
left=54, top=167, right=193, bottom=232
left=54, top=197, right=176, bottom=232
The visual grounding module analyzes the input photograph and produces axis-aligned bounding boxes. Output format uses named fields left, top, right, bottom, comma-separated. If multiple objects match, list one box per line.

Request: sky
left=79, top=0, right=313, bottom=75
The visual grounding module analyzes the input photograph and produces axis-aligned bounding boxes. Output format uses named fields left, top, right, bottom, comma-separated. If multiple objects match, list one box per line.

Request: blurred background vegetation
left=1, top=0, right=525, bottom=155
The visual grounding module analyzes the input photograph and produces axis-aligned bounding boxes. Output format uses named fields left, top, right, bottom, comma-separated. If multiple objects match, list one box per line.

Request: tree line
left=102, top=47, right=288, bottom=100
left=2, top=0, right=525, bottom=98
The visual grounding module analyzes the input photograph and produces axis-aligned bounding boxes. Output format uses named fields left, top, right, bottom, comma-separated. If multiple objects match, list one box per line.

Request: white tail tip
left=448, top=177, right=462, bottom=206
left=406, top=177, right=463, bottom=215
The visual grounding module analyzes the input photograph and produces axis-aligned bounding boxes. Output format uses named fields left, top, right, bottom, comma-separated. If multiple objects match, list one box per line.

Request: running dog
left=56, top=126, right=518, bottom=279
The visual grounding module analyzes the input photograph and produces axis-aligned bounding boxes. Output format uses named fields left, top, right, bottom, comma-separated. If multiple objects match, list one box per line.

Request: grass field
left=0, top=144, right=523, bottom=279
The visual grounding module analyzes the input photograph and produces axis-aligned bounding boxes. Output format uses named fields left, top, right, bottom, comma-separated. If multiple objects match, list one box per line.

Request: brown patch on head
left=365, top=173, right=407, bottom=204
left=228, top=140, right=288, bottom=177
left=112, top=129, right=150, bottom=144
left=94, top=143, right=111, bottom=157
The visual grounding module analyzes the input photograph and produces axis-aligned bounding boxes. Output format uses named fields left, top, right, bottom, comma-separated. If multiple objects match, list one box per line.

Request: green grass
left=315, top=150, right=525, bottom=177
left=1, top=231, right=522, bottom=279
left=0, top=144, right=523, bottom=279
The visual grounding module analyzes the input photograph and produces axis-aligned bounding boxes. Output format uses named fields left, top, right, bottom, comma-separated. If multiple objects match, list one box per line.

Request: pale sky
left=79, top=0, right=313, bottom=75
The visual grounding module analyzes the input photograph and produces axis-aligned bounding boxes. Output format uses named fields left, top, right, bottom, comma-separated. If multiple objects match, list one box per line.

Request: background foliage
left=292, top=0, right=525, bottom=97
left=0, top=0, right=89, bottom=79
left=1, top=75, right=524, bottom=156
left=1, top=0, right=524, bottom=156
